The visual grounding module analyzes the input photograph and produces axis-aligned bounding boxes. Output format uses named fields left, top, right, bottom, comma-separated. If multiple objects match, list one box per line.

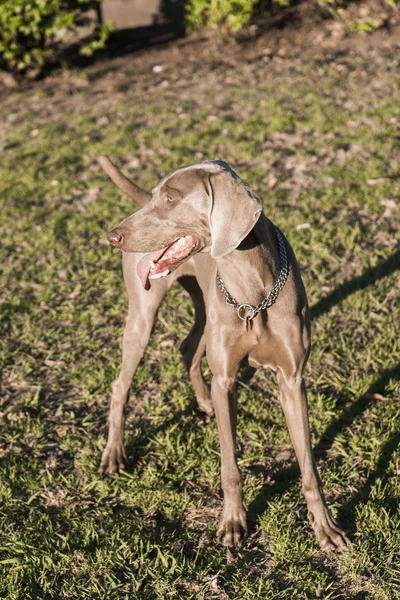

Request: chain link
left=216, top=227, right=289, bottom=322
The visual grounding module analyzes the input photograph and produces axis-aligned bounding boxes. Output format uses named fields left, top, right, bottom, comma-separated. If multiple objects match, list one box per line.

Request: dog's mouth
left=137, top=235, right=198, bottom=290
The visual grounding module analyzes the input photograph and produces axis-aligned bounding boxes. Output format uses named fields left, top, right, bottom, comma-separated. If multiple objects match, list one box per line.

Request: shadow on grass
left=310, top=247, right=400, bottom=319
left=314, top=363, right=400, bottom=461
left=16, top=510, right=187, bottom=599
left=338, top=427, right=400, bottom=536
left=315, top=363, right=400, bottom=534
left=246, top=363, right=400, bottom=536
left=123, top=401, right=210, bottom=468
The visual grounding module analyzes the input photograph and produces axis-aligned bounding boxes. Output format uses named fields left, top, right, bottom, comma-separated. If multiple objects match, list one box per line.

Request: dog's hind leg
left=178, top=276, right=213, bottom=415
left=99, top=255, right=170, bottom=476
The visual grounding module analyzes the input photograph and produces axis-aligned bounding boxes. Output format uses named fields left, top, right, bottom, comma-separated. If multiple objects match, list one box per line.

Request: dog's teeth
left=149, top=269, right=170, bottom=279
left=149, top=260, right=156, bottom=268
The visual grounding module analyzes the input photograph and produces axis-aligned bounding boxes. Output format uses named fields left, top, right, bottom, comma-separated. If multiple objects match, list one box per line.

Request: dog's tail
left=98, top=155, right=150, bottom=208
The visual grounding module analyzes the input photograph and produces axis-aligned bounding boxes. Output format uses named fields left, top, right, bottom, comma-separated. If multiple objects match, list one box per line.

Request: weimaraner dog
left=98, top=156, right=347, bottom=551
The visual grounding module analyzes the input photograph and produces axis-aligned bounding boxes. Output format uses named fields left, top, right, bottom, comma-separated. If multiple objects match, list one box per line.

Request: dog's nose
left=107, top=229, right=123, bottom=247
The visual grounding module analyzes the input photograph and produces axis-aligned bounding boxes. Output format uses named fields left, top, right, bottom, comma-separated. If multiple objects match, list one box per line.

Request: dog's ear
left=207, top=169, right=262, bottom=259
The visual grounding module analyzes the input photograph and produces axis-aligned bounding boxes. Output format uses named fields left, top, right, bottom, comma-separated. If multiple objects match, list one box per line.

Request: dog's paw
left=193, top=381, right=214, bottom=416
left=98, top=442, right=127, bottom=476
left=308, top=507, right=349, bottom=552
left=217, top=505, right=248, bottom=546
left=197, top=396, right=214, bottom=416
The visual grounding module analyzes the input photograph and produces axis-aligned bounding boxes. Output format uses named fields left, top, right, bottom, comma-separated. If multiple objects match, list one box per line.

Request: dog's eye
left=164, top=186, right=182, bottom=203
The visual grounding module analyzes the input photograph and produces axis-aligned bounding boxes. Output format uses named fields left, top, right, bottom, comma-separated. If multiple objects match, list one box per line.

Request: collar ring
left=237, top=304, right=256, bottom=321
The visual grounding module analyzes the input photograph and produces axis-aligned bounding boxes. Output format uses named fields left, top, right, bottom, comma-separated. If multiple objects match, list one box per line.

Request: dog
left=98, top=155, right=347, bottom=550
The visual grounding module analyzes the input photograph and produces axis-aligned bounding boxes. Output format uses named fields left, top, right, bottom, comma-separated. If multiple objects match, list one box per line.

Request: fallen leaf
left=160, top=340, right=174, bottom=348
left=363, top=393, right=399, bottom=401
left=67, top=288, right=81, bottom=300
left=381, top=198, right=398, bottom=217
left=367, top=178, right=391, bottom=185
left=44, top=360, right=65, bottom=367
left=268, top=174, right=278, bottom=189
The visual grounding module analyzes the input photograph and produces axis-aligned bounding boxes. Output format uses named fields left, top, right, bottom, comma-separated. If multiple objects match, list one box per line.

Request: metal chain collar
left=216, top=226, right=289, bottom=324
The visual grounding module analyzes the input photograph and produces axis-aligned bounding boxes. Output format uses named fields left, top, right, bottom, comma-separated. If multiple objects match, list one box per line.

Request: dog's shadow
left=246, top=362, right=400, bottom=537
left=123, top=395, right=211, bottom=472
left=310, top=248, right=400, bottom=320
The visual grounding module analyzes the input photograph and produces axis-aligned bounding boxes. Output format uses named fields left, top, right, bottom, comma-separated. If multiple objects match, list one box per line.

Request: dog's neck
left=215, top=213, right=280, bottom=307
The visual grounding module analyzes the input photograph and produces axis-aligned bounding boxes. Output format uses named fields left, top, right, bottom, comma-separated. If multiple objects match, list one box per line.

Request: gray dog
left=99, top=155, right=347, bottom=551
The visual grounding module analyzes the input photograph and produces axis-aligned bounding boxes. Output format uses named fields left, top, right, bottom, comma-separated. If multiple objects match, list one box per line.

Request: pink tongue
left=137, top=246, right=169, bottom=290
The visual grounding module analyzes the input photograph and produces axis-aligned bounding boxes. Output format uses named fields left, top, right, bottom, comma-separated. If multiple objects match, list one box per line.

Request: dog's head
left=101, top=158, right=262, bottom=289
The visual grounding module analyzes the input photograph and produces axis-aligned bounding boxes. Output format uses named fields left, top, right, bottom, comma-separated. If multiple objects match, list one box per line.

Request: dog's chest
left=246, top=324, right=282, bottom=371
left=248, top=341, right=279, bottom=370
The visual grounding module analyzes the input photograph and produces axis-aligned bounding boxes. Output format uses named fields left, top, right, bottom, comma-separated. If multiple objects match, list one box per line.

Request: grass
left=0, top=43, right=399, bottom=599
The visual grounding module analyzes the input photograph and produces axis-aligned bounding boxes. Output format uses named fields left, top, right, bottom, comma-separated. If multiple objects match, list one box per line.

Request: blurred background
left=0, top=0, right=399, bottom=78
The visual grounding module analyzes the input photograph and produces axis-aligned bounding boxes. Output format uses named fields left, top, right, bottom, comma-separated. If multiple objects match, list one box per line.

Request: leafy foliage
left=0, top=0, right=111, bottom=72
left=185, top=0, right=286, bottom=32
left=185, top=0, right=398, bottom=32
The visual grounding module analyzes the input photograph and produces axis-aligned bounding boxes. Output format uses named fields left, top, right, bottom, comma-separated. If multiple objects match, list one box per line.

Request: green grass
left=0, top=46, right=399, bottom=599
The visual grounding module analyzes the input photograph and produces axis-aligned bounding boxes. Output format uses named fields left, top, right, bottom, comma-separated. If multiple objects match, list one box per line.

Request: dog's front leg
left=99, top=308, right=152, bottom=476
left=277, top=370, right=348, bottom=551
left=99, top=257, right=169, bottom=476
left=208, top=345, right=247, bottom=546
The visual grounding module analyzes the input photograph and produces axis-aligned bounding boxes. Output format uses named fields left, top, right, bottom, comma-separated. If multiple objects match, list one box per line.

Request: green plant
left=186, top=0, right=398, bottom=32
left=185, top=0, right=289, bottom=32
left=0, top=0, right=112, bottom=72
